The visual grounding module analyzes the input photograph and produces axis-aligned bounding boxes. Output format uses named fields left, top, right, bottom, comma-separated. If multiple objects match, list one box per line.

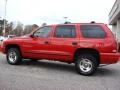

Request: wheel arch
left=73, top=48, right=100, bottom=65
left=5, top=44, right=22, bottom=55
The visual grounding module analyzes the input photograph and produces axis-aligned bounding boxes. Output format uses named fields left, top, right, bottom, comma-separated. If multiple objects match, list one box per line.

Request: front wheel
left=75, top=54, right=98, bottom=76
left=6, top=48, right=22, bottom=65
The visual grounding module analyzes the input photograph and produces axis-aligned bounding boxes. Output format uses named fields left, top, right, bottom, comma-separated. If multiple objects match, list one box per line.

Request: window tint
left=80, top=25, right=106, bottom=38
left=54, top=25, right=76, bottom=38
left=34, top=26, right=51, bottom=38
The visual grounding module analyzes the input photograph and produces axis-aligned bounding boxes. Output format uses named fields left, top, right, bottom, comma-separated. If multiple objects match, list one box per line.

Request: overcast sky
left=0, top=0, right=115, bottom=25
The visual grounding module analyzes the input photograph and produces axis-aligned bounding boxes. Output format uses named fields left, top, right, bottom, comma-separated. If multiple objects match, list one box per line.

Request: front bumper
left=100, top=53, right=120, bottom=64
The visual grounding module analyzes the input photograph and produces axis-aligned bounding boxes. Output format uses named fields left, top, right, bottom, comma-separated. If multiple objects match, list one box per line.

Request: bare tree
left=0, top=19, right=8, bottom=36
left=32, top=24, right=39, bottom=32
left=23, top=24, right=39, bottom=35
left=41, top=23, right=47, bottom=26
left=0, top=19, right=4, bottom=35
left=13, top=22, right=23, bottom=36
left=23, top=25, right=32, bottom=35
left=6, top=22, right=14, bottom=35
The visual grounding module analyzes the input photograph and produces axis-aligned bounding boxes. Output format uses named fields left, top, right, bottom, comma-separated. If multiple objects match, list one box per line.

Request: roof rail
left=64, top=21, right=71, bottom=24
left=91, top=21, right=96, bottom=23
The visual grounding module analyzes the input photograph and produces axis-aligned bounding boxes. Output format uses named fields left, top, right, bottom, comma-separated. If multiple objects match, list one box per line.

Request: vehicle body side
left=1, top=23, right=119, bottom=64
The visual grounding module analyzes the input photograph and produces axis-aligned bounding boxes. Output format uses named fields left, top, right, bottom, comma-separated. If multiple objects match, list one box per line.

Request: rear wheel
left=75, top=54, right=98, bottom=76
left=6, top=48, right=22, bottom=65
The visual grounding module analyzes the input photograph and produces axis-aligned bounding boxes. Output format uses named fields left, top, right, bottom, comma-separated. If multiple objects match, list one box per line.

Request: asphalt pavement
left=0, top=52, right=120, bottom=90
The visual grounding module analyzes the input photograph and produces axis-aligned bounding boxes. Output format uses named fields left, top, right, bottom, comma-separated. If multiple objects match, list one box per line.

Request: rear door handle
left=72, top=42, right=78, bottom=45
left=44, top=41, right=49, bottom=44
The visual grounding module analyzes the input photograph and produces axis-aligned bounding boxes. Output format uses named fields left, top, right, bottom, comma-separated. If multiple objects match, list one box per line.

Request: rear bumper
left=100, top=53, right=120, bottom=64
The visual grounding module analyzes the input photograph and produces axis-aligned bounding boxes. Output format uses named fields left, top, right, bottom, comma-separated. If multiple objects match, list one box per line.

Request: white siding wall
left=109, top=0, right=120, bottom=42
left=112, top=24, right=117, bottom=37
left=117, top=20, right=120, bottom=42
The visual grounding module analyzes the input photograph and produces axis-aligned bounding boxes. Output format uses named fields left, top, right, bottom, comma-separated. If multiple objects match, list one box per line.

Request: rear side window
left=54, top=25, right=76, bottom=38
left=80, top=25, right=106, bottom=38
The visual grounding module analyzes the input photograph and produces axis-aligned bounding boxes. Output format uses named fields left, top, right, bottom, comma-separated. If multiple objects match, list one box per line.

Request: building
left=109, top=0, right=120, bottom=42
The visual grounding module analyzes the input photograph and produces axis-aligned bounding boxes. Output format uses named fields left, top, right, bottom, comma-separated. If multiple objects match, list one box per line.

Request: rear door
left=50, top=25, right=79, bottom=62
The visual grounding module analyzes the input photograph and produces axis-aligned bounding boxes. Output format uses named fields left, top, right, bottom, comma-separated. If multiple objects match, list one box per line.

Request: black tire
left=75, top=54, right=98, bottom=76
left=6, top=48, right=22, bottom=65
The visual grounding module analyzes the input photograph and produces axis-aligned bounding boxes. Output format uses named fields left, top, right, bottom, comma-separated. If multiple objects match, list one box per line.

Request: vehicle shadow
left=93, top=67, right=119, bottom=77
left=22, top=59, right=76, bottom=73
left=21, top=59, right=119, bottom=77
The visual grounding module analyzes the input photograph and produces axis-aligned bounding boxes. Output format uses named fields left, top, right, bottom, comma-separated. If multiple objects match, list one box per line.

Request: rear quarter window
left=80, top=25, right=106, bottom=38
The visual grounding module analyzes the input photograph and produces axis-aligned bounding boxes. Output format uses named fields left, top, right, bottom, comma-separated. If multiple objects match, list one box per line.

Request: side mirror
left=0, top=39, right=3, bottom=41
left=30, top=31, right=39, bottom=38
left=30, top=34, right=34, bottom=38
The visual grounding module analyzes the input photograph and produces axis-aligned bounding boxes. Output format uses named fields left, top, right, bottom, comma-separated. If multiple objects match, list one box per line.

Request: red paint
left=1, top=23, right=120, bottom=64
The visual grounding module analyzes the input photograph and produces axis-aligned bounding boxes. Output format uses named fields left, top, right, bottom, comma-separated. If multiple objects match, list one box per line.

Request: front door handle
left=72, top=42, right=78, bottom=45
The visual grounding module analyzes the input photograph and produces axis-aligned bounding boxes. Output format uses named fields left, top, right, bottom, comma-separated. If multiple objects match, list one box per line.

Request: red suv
left=1, top=23, right=120, bottom=76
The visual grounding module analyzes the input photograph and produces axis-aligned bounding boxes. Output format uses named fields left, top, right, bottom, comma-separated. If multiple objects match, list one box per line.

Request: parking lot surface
left=0, top=53, right=120, bottom=90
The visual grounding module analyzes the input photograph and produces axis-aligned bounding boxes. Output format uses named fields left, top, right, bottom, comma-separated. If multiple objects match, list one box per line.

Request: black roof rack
left=91, top=21, right=96, bottom=23
left=64, top=21, right=71, bottom=24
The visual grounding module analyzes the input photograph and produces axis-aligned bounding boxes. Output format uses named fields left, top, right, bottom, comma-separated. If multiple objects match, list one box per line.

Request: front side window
left=80, top=25, right=106, bottom=38
left=54, top=25, right=76, bottom=38
left=33, top=26, right=51, bottom=38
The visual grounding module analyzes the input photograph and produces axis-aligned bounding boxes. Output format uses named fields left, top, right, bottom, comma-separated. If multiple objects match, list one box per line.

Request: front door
left=22, top=26, right=53, bottom=59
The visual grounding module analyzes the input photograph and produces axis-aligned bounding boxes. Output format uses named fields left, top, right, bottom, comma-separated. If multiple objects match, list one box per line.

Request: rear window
left=80, top=25, right=106, bottom=38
